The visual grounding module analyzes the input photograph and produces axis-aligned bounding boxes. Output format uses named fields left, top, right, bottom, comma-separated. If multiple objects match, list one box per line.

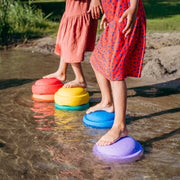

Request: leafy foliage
left=0, top=0, right=51, bottom=45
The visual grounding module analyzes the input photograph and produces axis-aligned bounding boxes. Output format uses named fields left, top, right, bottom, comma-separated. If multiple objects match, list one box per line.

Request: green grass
left=143, top=0, right=180, bottom=32
left=0, top=0, right=59, bottom=45
left=147, top=15, right=180, bottom=32
left=143, top=0, right=179, bottom=19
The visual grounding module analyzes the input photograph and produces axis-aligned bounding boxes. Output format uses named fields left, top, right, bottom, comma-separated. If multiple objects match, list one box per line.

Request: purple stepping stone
left=93, top=136, right=143, bottom=163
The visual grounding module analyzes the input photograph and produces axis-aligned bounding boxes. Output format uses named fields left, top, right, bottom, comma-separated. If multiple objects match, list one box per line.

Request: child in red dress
left=87, top=0, right=146, bottom=146
left=44, top=0, right=103, bottom=88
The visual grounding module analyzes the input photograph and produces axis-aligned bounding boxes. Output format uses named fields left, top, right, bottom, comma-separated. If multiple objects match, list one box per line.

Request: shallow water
left=0, top=49, right=180, bottom=179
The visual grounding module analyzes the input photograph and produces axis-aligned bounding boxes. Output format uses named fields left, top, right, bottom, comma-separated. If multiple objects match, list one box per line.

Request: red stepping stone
left=32, top=78, right=63, bottom=102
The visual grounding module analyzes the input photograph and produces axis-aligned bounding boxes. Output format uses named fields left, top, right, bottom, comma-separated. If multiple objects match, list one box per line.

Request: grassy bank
left=0, top=0, right=57, bottom=46
left=143, top=0, right=180, bottom=32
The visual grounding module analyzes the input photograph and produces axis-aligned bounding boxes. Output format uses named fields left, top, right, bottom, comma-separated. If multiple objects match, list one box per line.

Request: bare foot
left=86, top=102, right=114, bottom=114
left=43, top=71, right=66, bottom=82
left=96, top=126, right=128, bottom=146
left=63, top=80, right=87, bottom=88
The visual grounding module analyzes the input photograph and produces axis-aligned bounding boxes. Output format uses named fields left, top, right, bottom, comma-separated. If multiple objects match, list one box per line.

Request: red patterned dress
left=90, top=0, right=146, bottom=81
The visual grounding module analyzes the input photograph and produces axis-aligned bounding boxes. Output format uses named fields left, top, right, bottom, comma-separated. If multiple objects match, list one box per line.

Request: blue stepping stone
left=83, top=110, right=114, bottom=128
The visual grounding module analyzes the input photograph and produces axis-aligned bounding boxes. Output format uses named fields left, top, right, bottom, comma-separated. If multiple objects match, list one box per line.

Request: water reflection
left=55, top=109, right=79, bottom=130
left=31, top=102, right=55, bottom=131
left=45, top=99, right=110, bottom=144
left=30, top=100, right=86, bottom=142
left=30, top=101, right=96, bottom=179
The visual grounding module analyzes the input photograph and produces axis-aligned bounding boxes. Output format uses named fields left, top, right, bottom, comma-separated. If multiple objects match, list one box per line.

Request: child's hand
left=119, top=2, right=138, bottom=37
left=100, top=14, right=108, bottom=29
left=87, top=0, right=103, bottom=19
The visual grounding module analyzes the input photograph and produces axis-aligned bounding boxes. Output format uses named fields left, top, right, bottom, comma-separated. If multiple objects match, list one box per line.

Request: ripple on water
left=14, top=90, right=34, bottom=108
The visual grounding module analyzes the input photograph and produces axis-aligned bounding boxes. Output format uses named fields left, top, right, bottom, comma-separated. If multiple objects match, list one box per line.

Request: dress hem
left=91, top=60, right=142, bottom=81
left=55, top=48, right=94, bottom=63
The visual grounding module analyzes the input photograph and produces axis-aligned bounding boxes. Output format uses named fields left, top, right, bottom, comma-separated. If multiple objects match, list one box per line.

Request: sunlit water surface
left=0, top=49, right=180, bottom=179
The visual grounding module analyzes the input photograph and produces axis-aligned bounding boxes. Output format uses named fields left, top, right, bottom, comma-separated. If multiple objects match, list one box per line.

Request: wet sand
left=0, top=33, right=180, bottom=179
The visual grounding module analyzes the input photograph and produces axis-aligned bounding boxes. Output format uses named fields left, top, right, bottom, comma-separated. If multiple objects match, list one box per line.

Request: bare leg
left=86, top=69, right=114, bottom=114
left=96, top=80, right=128, bottom=146
left=43, top=57, right=68, bottom=81
left=63, top=63, right=87, bottom=88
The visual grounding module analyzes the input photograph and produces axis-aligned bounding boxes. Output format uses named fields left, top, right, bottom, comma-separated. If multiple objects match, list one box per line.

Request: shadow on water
left=140, top=128, right=180, bottom=153
left=128, top=78, right=180, bottom=98
left=0, top=78, right=37, bottom=90
left=0, top=142, right=5, bottom=148
left=143, top=0, right=180, bottom=19
left=89, top=78, right=180, bottom=99
left=88, top=79, right=180, bottom=130
left=126, top=107, right=180, bottom=124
